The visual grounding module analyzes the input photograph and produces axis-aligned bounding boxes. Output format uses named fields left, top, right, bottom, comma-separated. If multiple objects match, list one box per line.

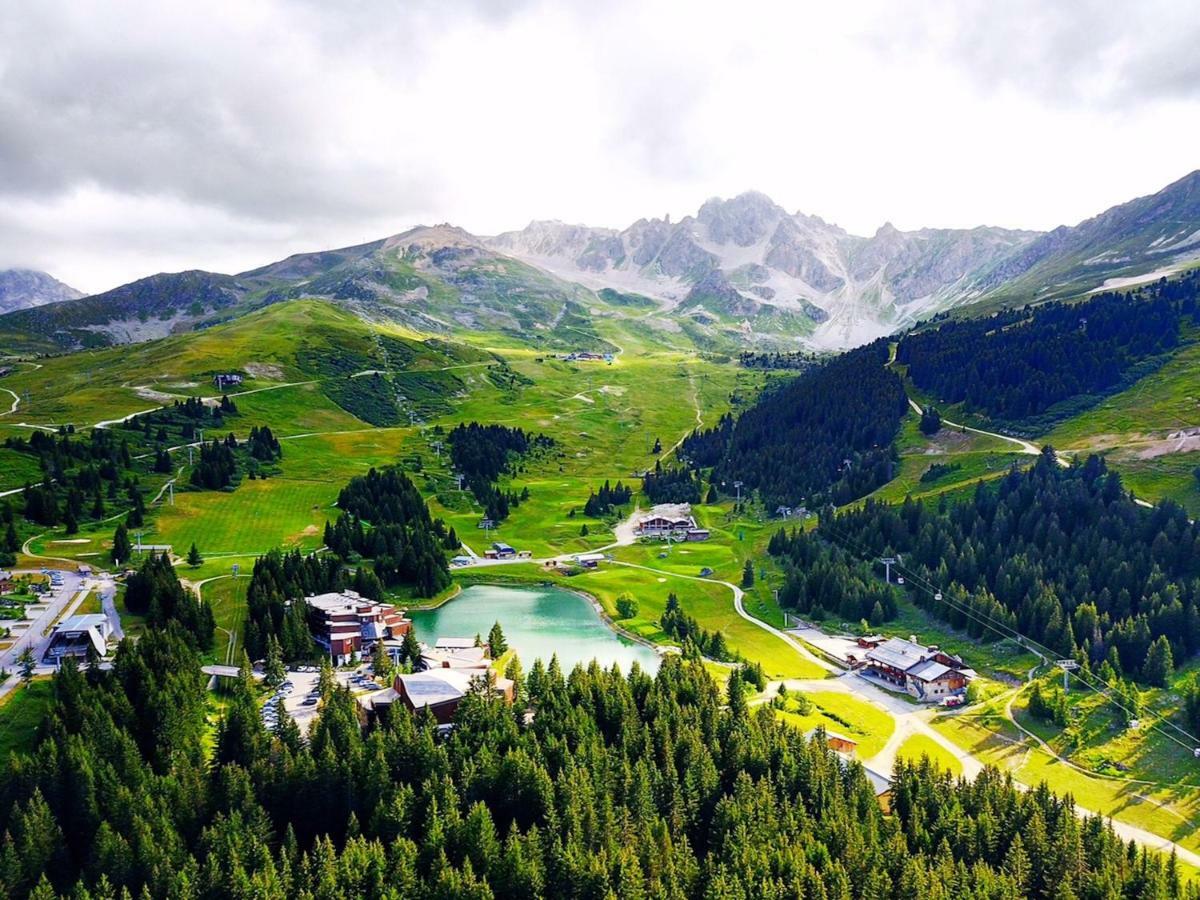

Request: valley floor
left=3, top=308, right=1200, bottom=872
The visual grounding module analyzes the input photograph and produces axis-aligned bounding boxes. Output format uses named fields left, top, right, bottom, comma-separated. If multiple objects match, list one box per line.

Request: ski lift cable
left=815, top=521, right=1200, bottom=751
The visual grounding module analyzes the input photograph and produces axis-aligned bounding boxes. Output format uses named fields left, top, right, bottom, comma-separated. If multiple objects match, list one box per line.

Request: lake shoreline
left=409, top=581, right=665, bottom=671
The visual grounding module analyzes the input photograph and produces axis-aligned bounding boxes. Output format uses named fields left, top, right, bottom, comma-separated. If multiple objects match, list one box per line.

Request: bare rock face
left=765, top=220, right=845, bottom=292
left=0, top=268, right=84, bottom=314
left=697, top=191, right=785, bottom=246
left=652, top=225, right=719, bottom=280
left=684, top=270, right=759, bottom=317
left=485, top=188, right=1051, bottom=346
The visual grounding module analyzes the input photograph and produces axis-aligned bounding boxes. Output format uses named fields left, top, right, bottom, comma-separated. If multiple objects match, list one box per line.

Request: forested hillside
left=825, top=450, right=1200, bottom=682
left=898, top=272, right=1200, bottom=427
left=243, top=467, right=451, bottom=660
left=683, top=339, right=908, bottom=507
left=0, top=633, right=1190, bottom=899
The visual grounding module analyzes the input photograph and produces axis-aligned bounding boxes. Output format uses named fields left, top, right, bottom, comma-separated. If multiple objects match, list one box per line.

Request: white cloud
left=1, top=0, right=1198, bottom=293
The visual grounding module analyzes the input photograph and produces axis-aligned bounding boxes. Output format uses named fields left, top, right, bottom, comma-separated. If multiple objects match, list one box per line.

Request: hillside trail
left=607, top=558, right=835, bottom=676
left=0, top=388, right=18, bottom=416
left=904, top=396, right=1045, bottom=457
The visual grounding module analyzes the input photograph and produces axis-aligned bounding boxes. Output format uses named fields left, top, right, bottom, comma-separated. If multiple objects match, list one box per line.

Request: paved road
left=0, top=569, right=92, bottom=700
left=608, top=559, right=839, bottom=676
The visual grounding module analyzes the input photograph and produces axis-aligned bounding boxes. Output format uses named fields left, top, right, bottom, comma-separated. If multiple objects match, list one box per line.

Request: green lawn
left=0, top=679, right=53, bottom=758
left=201, top=576, right=250, bottom=665
left=933, top=708, right=1200, bottom=857
left=895, top=733, right=963, bottom=776
left=776, top=690, right=896, bottom=759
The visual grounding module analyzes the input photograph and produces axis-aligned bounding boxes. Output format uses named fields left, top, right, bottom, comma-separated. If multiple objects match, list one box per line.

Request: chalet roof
left=835, top=755, right=893, bottom=797
left=865, top=637, right=933, bottom=671
left=805, top=727, right=857, bottom=748
left=56, top=614, right=109, bottom=633
left=906, top=659, right=953, bottom=683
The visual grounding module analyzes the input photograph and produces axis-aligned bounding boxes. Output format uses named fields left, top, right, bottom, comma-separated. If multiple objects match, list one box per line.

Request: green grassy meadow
left=776, top=690, right=896, bottom=759
left=0, top=680, right=53, bottom=758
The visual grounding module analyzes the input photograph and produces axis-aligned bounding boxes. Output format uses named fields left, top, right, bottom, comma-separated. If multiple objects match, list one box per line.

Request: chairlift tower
left=1056, top=659, right=1080, bottom=692
left=879, top=557, right=897, bottom=583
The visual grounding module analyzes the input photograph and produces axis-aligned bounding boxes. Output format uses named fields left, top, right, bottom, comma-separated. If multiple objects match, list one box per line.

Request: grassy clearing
left=933, top=708, right=1200, bottom=856
left=0, top=448, right=42, bottom=491
left=0, top=679, right=53, bottom=758
left=1012, top=663, right=1200, bottom=787
left=895, top=733, right=964, bottom=776
left=776, top=690, right=896, bottom=759
left=201, top=576, right=250, bottom=665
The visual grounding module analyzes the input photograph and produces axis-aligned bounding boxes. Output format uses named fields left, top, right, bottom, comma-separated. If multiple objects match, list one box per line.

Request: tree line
left=582, top=480, right=632, bottom=517
left=447, top=422, right=551, bottom=522
left=896, top=274, right=1199, bottom=426
left=768, top=527, right=900, bottom=626
left=6, top=428, right=139, bottom=530
left=641, top=460, right=702, bottom=505
left=0, top=630, right=1191, bottom=898
left=123, top=550, right=215, bottom=651
left=244, top=466, right=451, bottom=662
left=682, top=339, right=908, bottom=508
left=823, top=450, right=1200, bottom=685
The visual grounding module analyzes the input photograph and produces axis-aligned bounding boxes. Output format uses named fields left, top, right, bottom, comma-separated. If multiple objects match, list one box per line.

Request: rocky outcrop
left=0, top=268, right=84, bottom=314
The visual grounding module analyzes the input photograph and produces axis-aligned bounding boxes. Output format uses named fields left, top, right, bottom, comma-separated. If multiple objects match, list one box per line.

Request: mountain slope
left=6, top=170, right=1200, bottom=354
left=0, top=226, right=616, bottom=354
left=0, top=268, right=83, bottom=314
left=0, top=270, right=256, bottom=352
left=489, top=191, right=1040, bottom=348
left=970, top=169, right=1200, bottom=305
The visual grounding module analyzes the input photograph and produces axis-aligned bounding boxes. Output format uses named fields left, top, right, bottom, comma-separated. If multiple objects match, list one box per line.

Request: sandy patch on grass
left=133, top=386, right=179, bottom=404
left=245, top=362, right=285, bottom=380
left=1135, top=429, right=1200, bottom=459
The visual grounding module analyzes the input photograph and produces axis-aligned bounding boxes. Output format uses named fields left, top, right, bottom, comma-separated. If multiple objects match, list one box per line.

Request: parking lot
left=261, top=665, right=390, bottom=734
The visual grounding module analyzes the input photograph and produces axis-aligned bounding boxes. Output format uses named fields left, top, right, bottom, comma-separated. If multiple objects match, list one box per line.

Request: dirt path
left=905, top=397, right=1042, bottom=456
left=0, top=388, right=18, bottom=416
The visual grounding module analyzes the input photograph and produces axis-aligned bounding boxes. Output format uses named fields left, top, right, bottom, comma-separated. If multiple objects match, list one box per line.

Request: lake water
left=408, top=583, right=661, bottom=673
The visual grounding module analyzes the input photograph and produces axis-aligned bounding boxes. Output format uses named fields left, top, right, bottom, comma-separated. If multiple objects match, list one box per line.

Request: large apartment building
left=301, top=590, right=411, bottom=664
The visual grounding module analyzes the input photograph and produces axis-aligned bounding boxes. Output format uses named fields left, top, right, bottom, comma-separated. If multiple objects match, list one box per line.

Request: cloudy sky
left=2, top=0, right=1198, bottom=294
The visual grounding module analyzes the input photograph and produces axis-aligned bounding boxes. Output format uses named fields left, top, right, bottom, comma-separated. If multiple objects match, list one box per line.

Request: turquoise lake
left=408, top=583, right=661, bottom=673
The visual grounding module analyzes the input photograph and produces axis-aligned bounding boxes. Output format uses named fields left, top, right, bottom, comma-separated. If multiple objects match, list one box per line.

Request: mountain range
left=0, top=268, right=83, bottom=315
left=3, top=170, right=1200, bottom=353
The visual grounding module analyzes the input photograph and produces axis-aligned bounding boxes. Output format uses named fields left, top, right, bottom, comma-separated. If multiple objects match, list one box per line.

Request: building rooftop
left=435, top=637, right=477, bottom=650
left=906, top=659, right=953, bottom=683
left=865, top=636, right=933, bottom=671
left=55, top=614, right=109, bottom=633
left=303, top=590, right=367, bottom=614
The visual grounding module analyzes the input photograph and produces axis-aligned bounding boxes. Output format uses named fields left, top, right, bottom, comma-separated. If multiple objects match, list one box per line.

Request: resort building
left=301, top=590, right=412, bottom=665
left=420, top=637, right=491, bottom=671
left=392, top=668, right=514, bottom=724
left=45, top=614, right=112, bottom=662
left=862, top=637, right=973, bottom=701
left=633, top=504, right=711, bottom=542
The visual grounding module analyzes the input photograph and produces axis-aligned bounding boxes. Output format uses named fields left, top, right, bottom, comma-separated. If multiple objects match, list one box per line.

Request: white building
left=45, top=614, right=112, bottom=662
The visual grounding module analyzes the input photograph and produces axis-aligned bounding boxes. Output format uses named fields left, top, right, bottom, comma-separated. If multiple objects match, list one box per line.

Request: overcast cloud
left=1, top=0, right=1198, bottom=293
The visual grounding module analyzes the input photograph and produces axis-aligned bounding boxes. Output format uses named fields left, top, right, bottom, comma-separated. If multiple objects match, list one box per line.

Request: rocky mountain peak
left=0, top=268, right=85, bottom=314
left=697, top=191, right=788, bottom=247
